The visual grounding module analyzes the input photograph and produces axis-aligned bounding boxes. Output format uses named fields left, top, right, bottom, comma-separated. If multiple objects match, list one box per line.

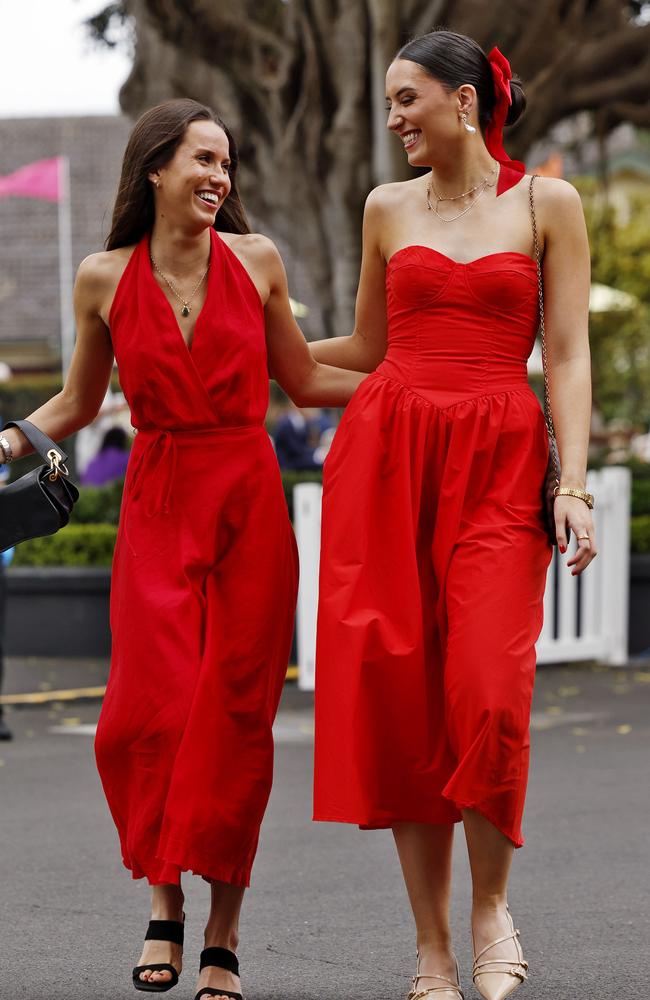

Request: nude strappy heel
left=472, top=907, right=528, bottom=1000
left=407, top=954, right=464, bottom=1000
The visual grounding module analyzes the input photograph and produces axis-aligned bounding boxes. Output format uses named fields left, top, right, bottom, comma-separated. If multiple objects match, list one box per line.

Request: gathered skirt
left=313, top=373, right=552, bottom=846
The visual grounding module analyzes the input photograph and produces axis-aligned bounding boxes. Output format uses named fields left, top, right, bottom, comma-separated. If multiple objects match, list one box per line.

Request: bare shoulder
left=220, top=231, right=284, bottom=283
left=76, top=246, right=136, bottom=295
left=531, top=176, right=583, bottom=217
left=75, top=246, right=137, bottom=327
left=220, top=231, right=278, bottom=262
left=366, top=176, right=422, bottom=217
left=218, top=231, right=281, bottom=304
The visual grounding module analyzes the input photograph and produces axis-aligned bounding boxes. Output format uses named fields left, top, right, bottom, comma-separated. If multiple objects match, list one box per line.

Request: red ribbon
left=485, top=46, right=525, bottom=193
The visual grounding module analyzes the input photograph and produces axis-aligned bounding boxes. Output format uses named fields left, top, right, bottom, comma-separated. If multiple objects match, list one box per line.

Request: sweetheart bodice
left=378, top=245, right=539, bottom=407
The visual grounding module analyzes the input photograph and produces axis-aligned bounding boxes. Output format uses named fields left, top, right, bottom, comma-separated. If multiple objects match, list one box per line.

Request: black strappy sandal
left=132, top=918, right=185, bottom=993
left=194, top=946, right=243, bottom=1000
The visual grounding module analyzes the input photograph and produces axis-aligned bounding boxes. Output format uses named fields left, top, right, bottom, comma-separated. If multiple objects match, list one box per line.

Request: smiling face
left=149, top=119, right=232, bottom=230
left=385, top=59, right=474, bottom=167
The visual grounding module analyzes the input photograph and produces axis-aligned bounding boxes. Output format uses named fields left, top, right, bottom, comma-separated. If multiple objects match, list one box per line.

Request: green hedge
left=66, top=471, right=326, bottom=525
left=632, top=476, right=650, bottom=517
left=59, top=466, right=650, bottom=527
left=631, top=515, right=650, bottom=554
left=12, top=524, right=118, bottom=567
left=7, top=471, right=650, bottom=565
left=72, top=479, right=125, bottom=524
left=13, top=515, right=650, bottom=564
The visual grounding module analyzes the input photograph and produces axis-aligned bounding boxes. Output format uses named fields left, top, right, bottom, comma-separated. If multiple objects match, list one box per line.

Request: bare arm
left=261, top=240, right=366, bottom=406
left=309, top=188, right=388, bottom=373
left=541, top=178, right=596, bottom=569
left=1, top=255, right=115, bottom=461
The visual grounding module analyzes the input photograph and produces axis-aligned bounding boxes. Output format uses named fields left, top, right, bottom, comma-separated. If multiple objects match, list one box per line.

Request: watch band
left=0, top=433, right=13, bottom=464
left=553, top=486, right=594, bottom=509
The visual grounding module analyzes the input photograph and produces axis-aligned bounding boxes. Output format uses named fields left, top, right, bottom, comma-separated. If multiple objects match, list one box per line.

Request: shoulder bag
left=0, top=420, right=79, bottom=553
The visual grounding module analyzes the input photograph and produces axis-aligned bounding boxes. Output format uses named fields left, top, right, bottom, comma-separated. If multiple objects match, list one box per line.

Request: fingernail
left=560, top=545, right=566, bottom=553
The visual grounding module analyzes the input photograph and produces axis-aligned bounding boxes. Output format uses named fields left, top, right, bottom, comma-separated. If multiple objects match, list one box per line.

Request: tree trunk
left=95, top=0, right=650, bottom=338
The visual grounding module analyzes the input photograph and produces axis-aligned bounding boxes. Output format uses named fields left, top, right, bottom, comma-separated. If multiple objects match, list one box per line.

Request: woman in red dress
left=312, top=31, right=596, bottom=1000
left=0, top=100, right=363, bottom=1000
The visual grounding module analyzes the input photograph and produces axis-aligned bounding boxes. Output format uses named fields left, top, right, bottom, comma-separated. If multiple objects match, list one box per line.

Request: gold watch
left=553, top=486, right=594, bottom=509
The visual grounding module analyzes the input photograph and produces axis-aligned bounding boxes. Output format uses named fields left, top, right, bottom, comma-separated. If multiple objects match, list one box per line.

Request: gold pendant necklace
left=426, top=162, right=499, bottom=223
left=150, top=252, right=210, bottom=317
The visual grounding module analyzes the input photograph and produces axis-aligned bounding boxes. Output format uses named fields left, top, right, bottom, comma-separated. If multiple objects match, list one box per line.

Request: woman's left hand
left=554, top=496, right=597, bottom=575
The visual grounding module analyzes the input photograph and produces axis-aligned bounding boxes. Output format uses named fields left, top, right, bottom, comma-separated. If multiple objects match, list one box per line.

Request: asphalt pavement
left=1, top=662, right=649, bottom=1000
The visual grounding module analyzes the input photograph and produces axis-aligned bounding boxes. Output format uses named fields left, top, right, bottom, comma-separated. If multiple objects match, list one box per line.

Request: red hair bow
left=485, top=46, right=525, bottom=194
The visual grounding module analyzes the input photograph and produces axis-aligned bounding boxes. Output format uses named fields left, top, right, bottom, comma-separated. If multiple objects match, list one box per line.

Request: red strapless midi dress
left=95, top=228, right=298, bottom=886
left=314, top=183, right=553, bottom=847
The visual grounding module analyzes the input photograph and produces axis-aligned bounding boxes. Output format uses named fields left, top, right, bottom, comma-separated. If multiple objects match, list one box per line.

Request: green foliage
left=58, top=471, right=326, bottom=524
left=72, top=479, right=125, bottom=525
left=574, top=178, right=650, bottom=427
left=12, top=524, right=118, bottom=567
left=632, top=475, right=650, bottom=516
left=631, top=515, right=650, bottom=554
left=9, top=469, right=649, bottom=560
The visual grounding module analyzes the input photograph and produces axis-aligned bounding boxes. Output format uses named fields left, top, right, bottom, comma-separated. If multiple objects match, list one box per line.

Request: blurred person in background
left=0, top=98, right=363, bottom=1000
left=80, top=425, right=130, bottom=486
left=0, top=459, right=12, bottom=742
left=272, top=399, right=332, bottom=470
left=75, top=385, right=132, bottom=476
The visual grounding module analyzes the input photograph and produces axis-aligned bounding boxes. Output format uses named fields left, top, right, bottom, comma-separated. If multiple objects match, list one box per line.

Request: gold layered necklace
left=150, top=251, right=210, bottom=317
left=426, top=161, right=499, bottom=222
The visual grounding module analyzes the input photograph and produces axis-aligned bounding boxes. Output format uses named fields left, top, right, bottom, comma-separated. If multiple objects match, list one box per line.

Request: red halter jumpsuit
left=95, top=228, right=298, bottom=887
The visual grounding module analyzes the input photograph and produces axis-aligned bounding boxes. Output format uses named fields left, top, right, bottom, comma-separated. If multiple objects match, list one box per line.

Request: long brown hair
left=106, top=98, right=251, bottom=250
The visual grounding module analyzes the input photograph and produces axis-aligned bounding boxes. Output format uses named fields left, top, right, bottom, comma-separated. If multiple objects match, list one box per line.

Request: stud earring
left=460, top=112, right=477, bottom=134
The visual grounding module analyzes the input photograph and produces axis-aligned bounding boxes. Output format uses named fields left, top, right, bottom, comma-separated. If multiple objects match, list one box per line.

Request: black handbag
left=0, top=420, right=79, bottom=553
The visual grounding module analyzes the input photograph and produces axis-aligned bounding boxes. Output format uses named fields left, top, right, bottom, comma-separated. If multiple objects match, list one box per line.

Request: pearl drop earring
left=460, top=111, right=477, bottom=134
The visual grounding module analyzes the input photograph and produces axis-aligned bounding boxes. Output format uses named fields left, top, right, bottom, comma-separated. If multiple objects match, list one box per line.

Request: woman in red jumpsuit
left=0, top=100, right=363, bottom=1000
left=311, top=31, right=596, bottom=1000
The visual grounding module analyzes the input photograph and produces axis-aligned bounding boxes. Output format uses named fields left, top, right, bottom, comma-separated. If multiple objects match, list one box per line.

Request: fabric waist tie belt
left=129, top=425, right=261, bottom=518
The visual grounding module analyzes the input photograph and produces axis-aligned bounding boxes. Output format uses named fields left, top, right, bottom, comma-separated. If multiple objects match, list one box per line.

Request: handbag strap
left=529, top=174, right=556, bottom=438
left=3, top=419, right=68, bottom=466
left=529, top=175, right=561, bottom=459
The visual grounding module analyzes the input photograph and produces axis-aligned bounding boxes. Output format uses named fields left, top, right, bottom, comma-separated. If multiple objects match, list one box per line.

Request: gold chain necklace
left=150, top=252, right=210, bottom=317
left=426, top=162, right=499, bottom=223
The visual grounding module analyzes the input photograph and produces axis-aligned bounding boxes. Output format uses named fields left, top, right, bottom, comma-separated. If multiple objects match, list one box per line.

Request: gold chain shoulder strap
left=529, top=176, right=560, bottom=470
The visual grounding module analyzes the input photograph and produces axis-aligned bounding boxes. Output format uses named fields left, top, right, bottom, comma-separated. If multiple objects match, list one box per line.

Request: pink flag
left=0, top=157, right=62, bottom=202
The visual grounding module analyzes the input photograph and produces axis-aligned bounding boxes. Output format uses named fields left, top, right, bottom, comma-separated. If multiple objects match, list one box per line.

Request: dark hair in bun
left=396, top=29, right=526, bottom=130
left=506, top=78, right=526, bottom=126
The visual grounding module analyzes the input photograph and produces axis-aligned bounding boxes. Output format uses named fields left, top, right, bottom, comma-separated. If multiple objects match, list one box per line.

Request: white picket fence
left=293, top=467, right=631, bottom=691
